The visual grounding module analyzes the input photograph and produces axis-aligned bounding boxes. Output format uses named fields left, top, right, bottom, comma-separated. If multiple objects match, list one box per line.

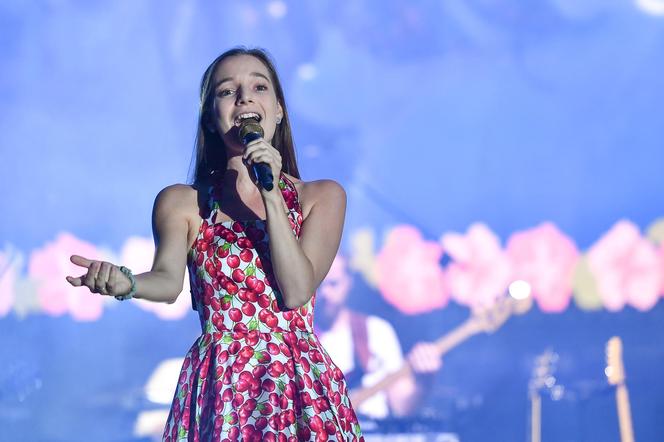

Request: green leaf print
left=246, top=264, right=255, bottom=276
left=312, top=365, right=321, bottom=377
left=248, top=318, right=259, bottom=330
left=222, top=334, right=234, bottom=344
left=224, top=414, right=234, bottom=423
left=179, top=427, right=187, bottom=438
left=277, top=380, right=286, bottom=392
left=274, top=332, right=284, bottom=342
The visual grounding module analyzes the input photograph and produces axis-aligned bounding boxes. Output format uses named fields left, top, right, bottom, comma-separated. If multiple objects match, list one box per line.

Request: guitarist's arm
left=350, top=296, right=528, bottom=411
left=365, top=318, right=443, bottom=416
left=390, top=341, right=444, bottom=417
left=365, top=317, right=418, bottom=417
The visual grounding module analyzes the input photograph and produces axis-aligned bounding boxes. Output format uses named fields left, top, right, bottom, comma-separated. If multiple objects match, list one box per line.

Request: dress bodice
left=187, top=174, right=312, bottom=335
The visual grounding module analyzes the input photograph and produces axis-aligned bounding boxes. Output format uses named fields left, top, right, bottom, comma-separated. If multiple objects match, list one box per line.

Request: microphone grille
left=239, top=118, right=264, bottom=141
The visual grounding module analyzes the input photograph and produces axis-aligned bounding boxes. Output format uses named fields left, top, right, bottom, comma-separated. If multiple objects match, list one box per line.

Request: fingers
left=242, top=140, right=281, bottom=163
left=70, top=254, right=93, bottom=268
left=250, top=152, right=275, bottom=164
left=108, top=265, right=121, bottom=294
left=66, top=259, right=117, bottom=296
left=243, top=140, right=282, bottom=169
left=66, top=255, right=93, bottom=288
left=66, top=275, right=83, bottom=286
left=108, top=265, right=132, bottom=296
left=408, top=342, right=443, bottom=374
left=83, top=260, right=101, bottom=293
left=244, top=141, right=282, bottom=190
left=97, top=261, right=113, bottom=294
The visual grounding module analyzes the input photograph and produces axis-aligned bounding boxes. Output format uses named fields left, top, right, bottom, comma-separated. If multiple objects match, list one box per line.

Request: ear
left=276, top=102, right=284, bottom=124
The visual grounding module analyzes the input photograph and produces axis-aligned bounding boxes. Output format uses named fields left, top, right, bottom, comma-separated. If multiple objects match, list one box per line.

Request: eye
left=216, top=88, right=234, bottom=97
left=256, top=84, right=268, bottom=92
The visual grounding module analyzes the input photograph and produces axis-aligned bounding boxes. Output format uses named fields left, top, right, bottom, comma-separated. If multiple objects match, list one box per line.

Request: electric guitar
left=348, top=295, right=531, bottom=407
left=528, top=349, right=558, bottom=442
left=605, top=336, right=636, bottom=442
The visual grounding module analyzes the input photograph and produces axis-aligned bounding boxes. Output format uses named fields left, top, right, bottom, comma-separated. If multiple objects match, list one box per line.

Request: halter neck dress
left=163, top=174, right=364, bottom=442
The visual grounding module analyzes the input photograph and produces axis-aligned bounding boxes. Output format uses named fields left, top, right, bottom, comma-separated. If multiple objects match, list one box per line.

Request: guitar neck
left=530, top=392, right=541, bottom=442
left=349, top=319, right=481, bottom=407
left=615, top=383, right=635, bottom=442
left=433, top=318, right=481, bottom=355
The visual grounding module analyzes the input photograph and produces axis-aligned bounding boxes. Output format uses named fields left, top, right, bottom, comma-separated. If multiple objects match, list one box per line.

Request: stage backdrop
left=1, top=1, right=664, bottom=441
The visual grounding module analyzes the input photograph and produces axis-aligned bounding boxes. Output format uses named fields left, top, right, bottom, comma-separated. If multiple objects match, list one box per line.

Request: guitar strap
left=349, top=311, right=371, bottom=372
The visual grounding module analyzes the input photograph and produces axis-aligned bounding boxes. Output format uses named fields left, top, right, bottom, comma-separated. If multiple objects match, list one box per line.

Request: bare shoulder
left=301, top=179, right=346, bottom=199
left=285, top=175, right=346, bottom=219
left=153, top=183, right=199, bottom=220
left=155, top=183, right=197, bottom=208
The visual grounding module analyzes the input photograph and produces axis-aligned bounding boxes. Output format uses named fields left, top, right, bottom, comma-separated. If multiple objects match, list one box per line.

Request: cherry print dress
left=163, top=174, right=363, bottom=442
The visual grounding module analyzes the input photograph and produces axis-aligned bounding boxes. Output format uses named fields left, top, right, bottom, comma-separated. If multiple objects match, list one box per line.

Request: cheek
left=263, top=126, right=277, bottom=144
left=212, top=102, right=234, bottom=130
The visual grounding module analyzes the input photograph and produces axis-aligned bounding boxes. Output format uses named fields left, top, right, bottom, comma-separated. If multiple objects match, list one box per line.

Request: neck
left=225, top=156, right=259, bottom=193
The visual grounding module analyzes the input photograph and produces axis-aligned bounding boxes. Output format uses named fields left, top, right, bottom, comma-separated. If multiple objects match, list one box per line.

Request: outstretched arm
left=66, top=184, right=195, bottom=303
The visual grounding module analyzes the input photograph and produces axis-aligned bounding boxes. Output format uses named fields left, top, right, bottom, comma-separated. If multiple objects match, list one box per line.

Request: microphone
left=239, top=118, right=274, bottom=191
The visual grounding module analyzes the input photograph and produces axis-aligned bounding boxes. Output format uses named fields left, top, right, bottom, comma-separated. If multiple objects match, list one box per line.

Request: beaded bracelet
left=115, top=266, right=137, bottom=301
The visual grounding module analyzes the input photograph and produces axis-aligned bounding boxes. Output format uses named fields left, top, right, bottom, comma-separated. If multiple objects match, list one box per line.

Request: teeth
left=235, top=113, right=261, bottom=126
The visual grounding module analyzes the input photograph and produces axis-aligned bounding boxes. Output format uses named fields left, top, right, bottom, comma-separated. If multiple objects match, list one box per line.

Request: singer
left=65, top=47, right=363, bottom=441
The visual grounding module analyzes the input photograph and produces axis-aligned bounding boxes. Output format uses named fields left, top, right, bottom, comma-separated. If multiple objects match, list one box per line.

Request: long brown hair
left=189, top=47, right=300, bottom=186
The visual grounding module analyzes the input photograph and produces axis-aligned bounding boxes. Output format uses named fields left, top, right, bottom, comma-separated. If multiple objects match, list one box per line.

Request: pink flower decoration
left=0, top=252, right=16, bottom=317
left=375, top=225, right=448, bottom=314
left=587, top=220, right=662, bottom=311
left=121, top=237, right=190, bottom=320
left=441, top=223, right=512, bottom=309
left=28, top=233, right=106, bottom=321
left=506, top=223, right=579, bottom=313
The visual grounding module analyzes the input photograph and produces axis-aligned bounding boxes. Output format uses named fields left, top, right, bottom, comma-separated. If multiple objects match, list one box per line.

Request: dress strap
left=198, top=184, right=220, bottom=224
left=349, top=312, right=371, bottom=372
left=278, top=173, right=303, bottom=220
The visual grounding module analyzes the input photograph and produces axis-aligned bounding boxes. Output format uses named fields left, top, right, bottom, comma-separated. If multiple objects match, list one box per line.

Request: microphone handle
left=242, top=131, right=274, bottom=191
left=252, top=162, right=274, bottom=191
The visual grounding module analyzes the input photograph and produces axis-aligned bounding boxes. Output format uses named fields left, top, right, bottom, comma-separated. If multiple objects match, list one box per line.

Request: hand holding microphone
left=239, top=118, right=274, bottom=191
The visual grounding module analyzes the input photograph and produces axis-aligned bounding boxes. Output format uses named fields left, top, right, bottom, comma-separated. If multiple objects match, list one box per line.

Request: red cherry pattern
left=163, top=175, right=363, bottom=441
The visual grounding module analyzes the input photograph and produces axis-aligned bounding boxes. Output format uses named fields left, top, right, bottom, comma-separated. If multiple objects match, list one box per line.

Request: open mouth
left=234, top=112, right=262, bottom=127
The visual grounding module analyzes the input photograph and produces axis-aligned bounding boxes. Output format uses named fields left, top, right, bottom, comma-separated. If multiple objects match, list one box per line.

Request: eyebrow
left=214, top=72, right=271, bottom=88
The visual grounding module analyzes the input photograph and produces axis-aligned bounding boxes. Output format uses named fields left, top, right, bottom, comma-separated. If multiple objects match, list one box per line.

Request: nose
left=236, top=86, right=254, bottom=104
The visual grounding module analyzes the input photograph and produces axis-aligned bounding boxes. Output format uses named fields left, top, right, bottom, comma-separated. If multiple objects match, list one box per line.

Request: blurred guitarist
left=315, top=254, right=443, bottom=418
